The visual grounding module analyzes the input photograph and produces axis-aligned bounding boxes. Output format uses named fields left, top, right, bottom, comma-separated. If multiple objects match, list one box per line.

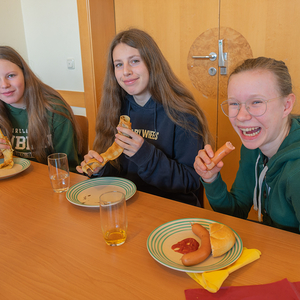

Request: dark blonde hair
left=229, top=57, right=296, bottom=121
left=0, top=46, right=82, bottom=163
left=230, top=57, right=293, bottom=96
left=94, top=28, right=212, bottom=158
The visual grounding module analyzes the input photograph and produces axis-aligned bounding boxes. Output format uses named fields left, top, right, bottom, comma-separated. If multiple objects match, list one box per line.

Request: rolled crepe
left=82, top=115, right=132, bottom=177
left=0, top=129, right=14, bottom=169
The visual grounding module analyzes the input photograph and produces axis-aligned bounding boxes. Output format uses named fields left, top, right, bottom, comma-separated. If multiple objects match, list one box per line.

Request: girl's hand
left=194, top=144, right=223, bottom=183
left=0, top=138, right=11, bottom=157
left=115, top=126, right=144, bottom=157
left=76, top=150, right=104, bottom=174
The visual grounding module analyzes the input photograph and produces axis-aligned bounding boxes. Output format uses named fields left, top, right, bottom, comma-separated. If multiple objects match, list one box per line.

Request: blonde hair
left=0, top=46, right=82, bottom=163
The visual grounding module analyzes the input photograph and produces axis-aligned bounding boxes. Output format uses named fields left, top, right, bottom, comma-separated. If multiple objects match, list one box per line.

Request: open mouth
left=240, top=127, right=261, bottom=137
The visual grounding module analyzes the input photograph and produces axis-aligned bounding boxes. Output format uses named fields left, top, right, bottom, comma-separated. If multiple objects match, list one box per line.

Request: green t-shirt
left=5, top=101, right=81, bottom=172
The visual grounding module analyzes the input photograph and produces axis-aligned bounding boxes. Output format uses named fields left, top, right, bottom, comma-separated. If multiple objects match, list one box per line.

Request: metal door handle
left=192, top=52, right=217, bottom=61
left=218, top=40, right=227, bottom=75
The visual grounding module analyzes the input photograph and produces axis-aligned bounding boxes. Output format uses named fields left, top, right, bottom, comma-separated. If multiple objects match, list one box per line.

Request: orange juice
left=104, top=229, right=127, bottom=246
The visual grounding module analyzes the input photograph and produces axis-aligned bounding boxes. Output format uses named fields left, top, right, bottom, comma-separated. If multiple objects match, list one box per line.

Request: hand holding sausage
left=194, top=144, right=222, bottom=183
left=194, top=142, right=235, bottom=183
left=206, top=142, right=235, bottom=170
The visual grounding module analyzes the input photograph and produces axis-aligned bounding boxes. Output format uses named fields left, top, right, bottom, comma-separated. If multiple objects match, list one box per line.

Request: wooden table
left=1, top=161, right=300, bottom=299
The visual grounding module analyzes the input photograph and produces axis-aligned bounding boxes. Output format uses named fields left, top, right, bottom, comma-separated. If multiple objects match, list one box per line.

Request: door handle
left=192, top=52, right=217, bottom=61
left=218, top=39, right=227, bottom=75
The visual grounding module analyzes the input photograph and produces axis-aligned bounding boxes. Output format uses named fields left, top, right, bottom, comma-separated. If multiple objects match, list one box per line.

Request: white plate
left=0, top=157, right=31, bottom=180
left=66, top=177, right=136, bottom=207
left=147, top=218, right=243, bottom=273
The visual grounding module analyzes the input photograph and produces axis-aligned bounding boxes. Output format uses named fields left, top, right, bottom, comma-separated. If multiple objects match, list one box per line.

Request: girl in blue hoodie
left=78, top=28, right=212, bottom=206
left=194, top=57, right=300, bottom=233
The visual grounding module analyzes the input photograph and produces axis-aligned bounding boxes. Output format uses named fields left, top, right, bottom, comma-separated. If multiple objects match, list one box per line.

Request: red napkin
left=185, top=278, right=300, bottom=300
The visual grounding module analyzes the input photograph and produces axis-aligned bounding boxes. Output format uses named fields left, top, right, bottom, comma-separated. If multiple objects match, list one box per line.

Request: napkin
left=185, top=278, right=300, bottom=300
left=187, top=247, right=261, bottom=293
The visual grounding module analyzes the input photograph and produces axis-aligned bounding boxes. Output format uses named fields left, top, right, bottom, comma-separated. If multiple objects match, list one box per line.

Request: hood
left=253, top=117, right=300, bottom=221
left=123, top=94, right=159, bottom=132
left=266, top=117, right=300, bottom=179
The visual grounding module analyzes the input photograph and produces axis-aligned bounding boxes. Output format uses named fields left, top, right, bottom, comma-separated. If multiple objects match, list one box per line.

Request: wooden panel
left=220, top=0, right=300, bottom=114
left=77, top=0, right=115, bottom=149
left=57, top=90, right=85, bottom=108
left=114, top=0, right=220, bottom=141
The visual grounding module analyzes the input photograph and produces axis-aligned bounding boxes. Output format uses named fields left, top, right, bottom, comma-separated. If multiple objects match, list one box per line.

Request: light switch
left=67, top=58, right=75, bottom=69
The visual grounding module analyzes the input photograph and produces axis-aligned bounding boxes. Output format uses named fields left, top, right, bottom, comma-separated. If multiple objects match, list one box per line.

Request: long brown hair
left=94, top=28, right=212, bottom=157
left=0, top=46, right=82, bottom=163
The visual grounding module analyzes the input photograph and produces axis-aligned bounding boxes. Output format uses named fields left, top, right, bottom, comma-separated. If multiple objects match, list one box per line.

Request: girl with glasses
left=194, top=57, right=300, bottom=233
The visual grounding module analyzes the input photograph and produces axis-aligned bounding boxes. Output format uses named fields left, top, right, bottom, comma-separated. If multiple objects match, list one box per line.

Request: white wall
left=0, top=0, right=86, bottom=116
left=21, top=0, right=84, bottom=92
left=0, top=0, right=28, bottom=60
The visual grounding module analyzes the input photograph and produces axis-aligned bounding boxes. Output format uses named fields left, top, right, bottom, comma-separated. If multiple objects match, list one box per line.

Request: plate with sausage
left=146, top=218, right=243, bottom=273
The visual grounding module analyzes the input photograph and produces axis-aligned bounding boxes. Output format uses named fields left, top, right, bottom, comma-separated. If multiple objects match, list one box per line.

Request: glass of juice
left=47, top=153, right=70, bottom=193
left=99, top=191, right=127, bottom=246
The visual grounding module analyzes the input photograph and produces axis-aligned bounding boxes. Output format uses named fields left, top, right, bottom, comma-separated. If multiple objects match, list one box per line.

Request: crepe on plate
left=0, top=129, right=14, bottom=169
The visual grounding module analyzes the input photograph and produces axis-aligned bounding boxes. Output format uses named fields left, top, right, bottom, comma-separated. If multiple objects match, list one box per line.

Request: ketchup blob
left=171, top=238, right=199, bottom=254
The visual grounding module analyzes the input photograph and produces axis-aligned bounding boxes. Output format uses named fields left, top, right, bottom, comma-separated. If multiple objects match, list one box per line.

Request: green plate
left=66, top=177, right=136, bottom=207
left=0, top=157, right=31, bottom=180
left=147, top=218, right=243, bottom=273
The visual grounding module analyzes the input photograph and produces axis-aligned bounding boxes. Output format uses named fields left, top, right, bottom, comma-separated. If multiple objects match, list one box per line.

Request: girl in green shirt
left=0, top=46, right=82, bottom=172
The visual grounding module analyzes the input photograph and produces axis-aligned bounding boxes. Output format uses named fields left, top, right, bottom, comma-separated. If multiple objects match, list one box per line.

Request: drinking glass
left=99, top=191, right=127, bottom=246
left=47, top=153, right=70, bottom=193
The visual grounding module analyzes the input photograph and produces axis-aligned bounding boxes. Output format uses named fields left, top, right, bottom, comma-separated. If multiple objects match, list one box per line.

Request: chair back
left=75, top=115, right=89, bottom=157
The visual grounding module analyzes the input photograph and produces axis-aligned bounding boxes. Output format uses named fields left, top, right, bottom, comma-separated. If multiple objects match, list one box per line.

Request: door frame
left=76, top=0, right=116, bottom=149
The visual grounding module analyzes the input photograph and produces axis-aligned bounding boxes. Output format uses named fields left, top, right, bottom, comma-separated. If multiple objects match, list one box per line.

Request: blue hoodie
left=98, top=95, right=204, bottom=206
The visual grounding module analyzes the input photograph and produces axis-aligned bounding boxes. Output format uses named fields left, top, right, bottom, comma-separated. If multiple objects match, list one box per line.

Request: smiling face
left=0, top=59, right=25, bottom=108
left=113, top=43, right=151, bottom=106
left=227, top=69, right=294, bottom=157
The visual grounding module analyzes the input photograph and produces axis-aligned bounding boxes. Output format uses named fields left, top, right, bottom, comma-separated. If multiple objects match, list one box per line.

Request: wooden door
left=97, top=0, right=300, bottom=220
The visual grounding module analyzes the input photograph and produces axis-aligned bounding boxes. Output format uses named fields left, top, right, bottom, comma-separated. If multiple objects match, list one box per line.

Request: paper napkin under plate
left=187, top=247, right=261, bottom=293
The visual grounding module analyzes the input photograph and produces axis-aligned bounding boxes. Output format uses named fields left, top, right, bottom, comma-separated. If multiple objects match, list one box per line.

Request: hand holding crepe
left=0, top=129, right=14, bottom=169
left=82, top=115, right=132, bottom=177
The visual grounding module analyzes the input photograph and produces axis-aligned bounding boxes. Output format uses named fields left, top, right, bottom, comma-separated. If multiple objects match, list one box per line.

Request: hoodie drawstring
left=253, top=154, right=268, bottom=222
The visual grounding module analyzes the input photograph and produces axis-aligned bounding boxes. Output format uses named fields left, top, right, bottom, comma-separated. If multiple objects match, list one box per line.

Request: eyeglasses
left=221, top=97, right=280, bottom=118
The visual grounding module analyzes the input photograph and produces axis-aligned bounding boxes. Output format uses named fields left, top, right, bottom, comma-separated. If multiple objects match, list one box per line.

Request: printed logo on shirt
left=133, top=129, right=159, bottom=140
left=11, top=128, right=52, bottom=159
left=14, top=151, right=34, bottom=159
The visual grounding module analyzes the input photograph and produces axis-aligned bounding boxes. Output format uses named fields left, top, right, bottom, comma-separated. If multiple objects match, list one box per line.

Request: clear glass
left=221, top=97, right=280, bottom=118
left=47, top=153, right=70, bottom=193
left=99, top=191, right=127, bottom=246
